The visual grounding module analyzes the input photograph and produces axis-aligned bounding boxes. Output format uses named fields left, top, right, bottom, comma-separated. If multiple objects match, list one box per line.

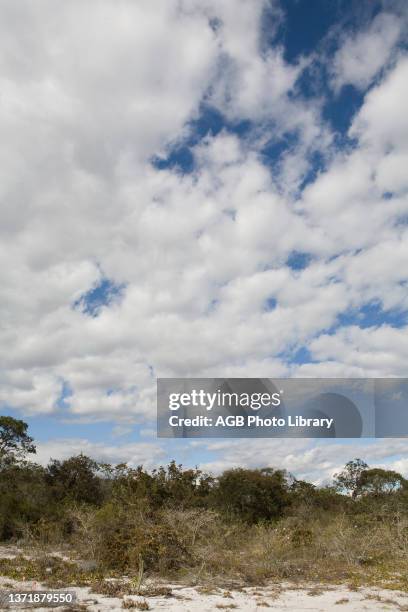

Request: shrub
left=212, top=468, right=289, bottom=523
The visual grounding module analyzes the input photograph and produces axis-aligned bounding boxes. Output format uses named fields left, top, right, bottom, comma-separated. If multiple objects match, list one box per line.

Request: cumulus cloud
left=1, top=1, right=408, bottom=479
left=195, top=437, right=408, bottom=484
left=35, top=438, right=168, bottom=471
left=34, top=435, right=408, bottom=485
left=331, top=12, right=401, bottom=92
left=306, top=325, right=408, bottom=378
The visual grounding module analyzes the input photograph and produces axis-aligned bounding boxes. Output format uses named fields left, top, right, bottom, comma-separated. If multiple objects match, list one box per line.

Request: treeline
left=1, top=416, right=408, bottom=582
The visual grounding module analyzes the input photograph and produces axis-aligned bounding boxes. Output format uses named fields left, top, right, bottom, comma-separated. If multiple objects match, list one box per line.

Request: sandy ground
left=1, top=576, right=408, bottom=611
left=1, top=547, right=408, bottom=611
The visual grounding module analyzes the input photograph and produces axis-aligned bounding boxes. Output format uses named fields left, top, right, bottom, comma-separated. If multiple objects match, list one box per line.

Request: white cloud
left=199, top=437, right=408, bottom=484
left=33, top=435, right=408, bottom=485
left=331, top=12, right=401, bottom=91
left=306, top=325, right=408, bottom=378
left=35, top=438, right=167, bottom=471
left=350, top=55, right=408, bottom=153
left=0, top=0, right=407, bottom=476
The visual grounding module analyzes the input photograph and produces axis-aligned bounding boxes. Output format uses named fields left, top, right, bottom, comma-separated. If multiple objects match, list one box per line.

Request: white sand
left=0, top=548, right=407, bottom=611
left=1, top=576, right=408, bottom=611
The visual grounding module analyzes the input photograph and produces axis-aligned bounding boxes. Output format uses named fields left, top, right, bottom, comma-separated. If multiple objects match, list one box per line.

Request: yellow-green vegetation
left=0, top=555, right=104, bottom=588
left=122, top=598, right=150, bottom=610
left=1, top=417, right=408, bottom=592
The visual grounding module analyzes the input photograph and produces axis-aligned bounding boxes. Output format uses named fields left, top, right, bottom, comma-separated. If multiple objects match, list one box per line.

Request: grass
left=122, top=599, right=150, bottom=610
left=0, top=554, right=104, bottom=588
left=0, top=510, right=407, bottom=596
left=184, top=512, right=408, bottom=591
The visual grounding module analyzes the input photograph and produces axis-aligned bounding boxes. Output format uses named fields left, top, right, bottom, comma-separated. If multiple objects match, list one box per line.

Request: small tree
left=357, top=468, right=406, bottom=496
left=0, top=416, right=36, bottom=463
left=213, top=467, right=289, bottom=523
left=333, top=458, right=368, bottom=498
left=46, top=454, right=103, bottom=505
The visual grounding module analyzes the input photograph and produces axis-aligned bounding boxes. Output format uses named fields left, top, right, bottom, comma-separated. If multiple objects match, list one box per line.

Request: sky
left=1, top=0, right=408, bottom=484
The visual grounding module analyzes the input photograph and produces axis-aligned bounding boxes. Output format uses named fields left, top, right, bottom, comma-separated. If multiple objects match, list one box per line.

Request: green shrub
left=212, top=468, right=289, bottom=523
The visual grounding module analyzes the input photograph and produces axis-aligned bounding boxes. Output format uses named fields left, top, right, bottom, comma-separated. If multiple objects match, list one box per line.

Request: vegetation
left=0, top=416, right=36, bottom=461
left=0, top=416, right=408, bottom=591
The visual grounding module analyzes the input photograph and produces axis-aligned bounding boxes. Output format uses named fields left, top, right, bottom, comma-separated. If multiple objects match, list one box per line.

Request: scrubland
left=1, top=418, right=408, bottom=609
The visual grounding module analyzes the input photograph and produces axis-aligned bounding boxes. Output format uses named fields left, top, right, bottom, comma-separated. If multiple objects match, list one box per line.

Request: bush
left=0, top=461, right=49, bottom=540
left=45, top=454, right=104, bottom=506
left=0, top=423, right=407, bottom=590
left=212, top=468, right=289, bottom=523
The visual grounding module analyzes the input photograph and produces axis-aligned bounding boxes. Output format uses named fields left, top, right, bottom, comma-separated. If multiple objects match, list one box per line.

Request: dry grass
left=191, top=512, right=408, bottom=590
left=1, top=509, right=407, bottom=594
left=0, top=554, right=102, bottom=588
left=90, top=579, right=172, bottom=599
left=122, top=599, right=150, bottom=610
left=63, top=504, right=408, bottom=590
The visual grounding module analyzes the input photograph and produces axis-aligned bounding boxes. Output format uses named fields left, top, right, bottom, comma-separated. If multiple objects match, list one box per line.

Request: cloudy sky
left=1, top=0, right=408, bottom=483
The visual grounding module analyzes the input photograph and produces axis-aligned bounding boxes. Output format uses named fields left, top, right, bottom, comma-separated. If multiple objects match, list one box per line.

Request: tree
left=45, top=454, right=103, bottom=505
left=0, top=416, right=36, bottom=463
left=357, top=468, right=406, bottom=496
left=0, top=461, right=48, bottom=540
left=290, top=479, right=348, bottom=514
left=213, top=467, right=289, bottom=523
left=333, top=458, right=368, bottom=498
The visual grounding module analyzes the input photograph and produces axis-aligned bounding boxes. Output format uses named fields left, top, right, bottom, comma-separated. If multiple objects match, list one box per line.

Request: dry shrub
left=71, top=503, right=191, bottom=573
left=218, top=512, right=408, bottom=584
left=122, top=598, right=150, bottom=610
left=0, top=554, right=98, bottom=588
left=15, top=516, right=66, bottom=549
left=62, top=502, right=408, bottom=587
left=177, top=511, right=408, bottom=585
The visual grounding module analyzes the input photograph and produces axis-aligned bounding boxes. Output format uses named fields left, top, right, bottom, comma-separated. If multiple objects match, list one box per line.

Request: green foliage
left=0, top=416, right=36, bottom=462
left=290, top=479, right=349, bottom=517
left=212, top=467, right=289, bottom=523
left=45, top=454, right=104, bottom=506
left=334, top=460, right=408, bottom=500
left=0, top=417, right=408, bottom=589
left=0, top=461, right=48, bottom=540
left=110, top=461, right=213, bottom=512
left=357, top=468, right=407, bottom=496
left=333, top=458, right=369, bottom=497
left=0, top=554, right=101, bottom=587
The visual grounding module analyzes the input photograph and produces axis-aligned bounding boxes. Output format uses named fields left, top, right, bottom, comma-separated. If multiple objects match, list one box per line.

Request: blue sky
left=1, top=0, right=408, bottom=483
